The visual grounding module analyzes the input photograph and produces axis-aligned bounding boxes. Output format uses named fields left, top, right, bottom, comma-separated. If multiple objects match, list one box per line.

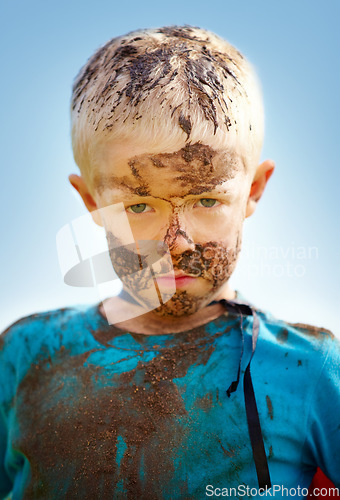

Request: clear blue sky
left=1, top=0, right=339, bottom=335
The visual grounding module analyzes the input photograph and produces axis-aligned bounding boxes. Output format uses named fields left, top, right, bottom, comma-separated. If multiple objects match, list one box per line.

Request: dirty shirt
left=0, top=301, right=339, bottom=499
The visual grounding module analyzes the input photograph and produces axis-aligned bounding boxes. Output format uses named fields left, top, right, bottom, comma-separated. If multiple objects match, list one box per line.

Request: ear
left=245, top=160, right=275, bottom=218
left=69, top=174, right=103, bottom=226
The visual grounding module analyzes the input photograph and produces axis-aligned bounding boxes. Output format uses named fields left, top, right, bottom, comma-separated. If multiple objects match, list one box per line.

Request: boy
left=1, top=26, right=339, bottom=498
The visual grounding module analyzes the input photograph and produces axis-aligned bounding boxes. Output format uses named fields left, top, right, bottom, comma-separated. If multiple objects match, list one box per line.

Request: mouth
left=155, top=270, right=199, bottom=288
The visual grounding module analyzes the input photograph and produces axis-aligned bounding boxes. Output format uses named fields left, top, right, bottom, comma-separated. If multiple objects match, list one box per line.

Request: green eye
left=128, top=203, right=147, bottom=213
left=198, top=198, right=218, bottom=208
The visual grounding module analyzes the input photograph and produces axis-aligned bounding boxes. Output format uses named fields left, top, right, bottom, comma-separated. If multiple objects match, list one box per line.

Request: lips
left=173, top=275, right=197, bottom=286
left=157, top=270, right=197, bottom=279
left=155, top=270, right=198, bottom=288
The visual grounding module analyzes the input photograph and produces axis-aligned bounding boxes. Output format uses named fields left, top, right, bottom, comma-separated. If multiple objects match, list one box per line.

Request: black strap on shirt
left=118, top=289, right=271, bottom=488
left=217, top=298, right=272, bottom=490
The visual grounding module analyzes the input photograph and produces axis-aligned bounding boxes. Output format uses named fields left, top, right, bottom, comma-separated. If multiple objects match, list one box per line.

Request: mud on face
left=154, top=237, right=241, bottom=317
left=106, top=229, right=241, bottom=317
left=99, top=142, right=245, bottom=317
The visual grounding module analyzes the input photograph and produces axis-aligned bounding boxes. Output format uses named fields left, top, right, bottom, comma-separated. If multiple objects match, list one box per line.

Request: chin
left=151, top=290, right=212, bottom=318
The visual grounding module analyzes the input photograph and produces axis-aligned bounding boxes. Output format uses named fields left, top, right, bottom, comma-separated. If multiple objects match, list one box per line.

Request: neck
left=100, top=284, right=236, bottom=335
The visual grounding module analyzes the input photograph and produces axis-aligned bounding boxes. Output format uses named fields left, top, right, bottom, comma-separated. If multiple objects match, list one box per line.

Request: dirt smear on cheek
left=105, top=219, right=241, bottom=318
left=16, top=329, right=215, bottom=498
left=105, top=232, right=171, bottom=311
left=152, top=236, right=241, bottom=318
left=171, top=239, right=241, bottom=288
left=105, top=230, right=241, bottom=317
left=102, top=143, right=243, bottom=317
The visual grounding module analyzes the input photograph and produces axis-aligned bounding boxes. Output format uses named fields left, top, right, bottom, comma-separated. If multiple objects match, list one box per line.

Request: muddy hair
left=71, top=25, right=264, bottom=186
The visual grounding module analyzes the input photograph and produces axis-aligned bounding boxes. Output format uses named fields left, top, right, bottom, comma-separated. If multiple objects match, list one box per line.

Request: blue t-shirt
left=0, top=300, right=339, bottom=499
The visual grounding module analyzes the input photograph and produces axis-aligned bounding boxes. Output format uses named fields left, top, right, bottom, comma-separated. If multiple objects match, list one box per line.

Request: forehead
left=93, top=142, right=246, bottom=198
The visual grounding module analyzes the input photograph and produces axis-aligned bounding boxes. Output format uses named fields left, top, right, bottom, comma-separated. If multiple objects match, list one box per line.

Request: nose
left=163, top=213, right=195, bottom=255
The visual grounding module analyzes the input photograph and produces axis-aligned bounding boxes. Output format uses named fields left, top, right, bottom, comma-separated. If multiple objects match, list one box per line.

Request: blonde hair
left=71, top=26, right=264, bottom=185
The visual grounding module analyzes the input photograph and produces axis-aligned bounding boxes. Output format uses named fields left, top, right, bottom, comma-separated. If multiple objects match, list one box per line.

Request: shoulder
left=247, top=299, right=337, bottom=354
left=255, top=307, right=339, bottom=367
left=1, top=307, right=73, bottom=335
left=285, top=321, right=335, bottom=341
left=255, top=304, right=335, bottom=343
left=249, top=309, right=340, bottom=418
left=0, top=305, right=102, bottom=397
left=0, top=305, right=98, bottom=355
left=276, top=317, right=333, bottom=345
left=223, top=293, right=337, bottom=352
left=1, top=306, right=82, bottom=335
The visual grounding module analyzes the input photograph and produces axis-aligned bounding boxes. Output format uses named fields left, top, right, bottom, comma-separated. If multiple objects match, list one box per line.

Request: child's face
left=71, top=140, right=273, bottom=317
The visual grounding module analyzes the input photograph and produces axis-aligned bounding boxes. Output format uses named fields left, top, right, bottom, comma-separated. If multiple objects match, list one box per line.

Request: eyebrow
left=93, top=175, right=138, bottom=196
left=93, top=150, right=245, bottom=195
left=93, top=176, right=238, bottom=203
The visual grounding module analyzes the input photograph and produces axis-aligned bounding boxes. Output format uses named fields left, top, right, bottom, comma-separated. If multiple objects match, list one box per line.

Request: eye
left=126, top=203, right=152, bottom=214
left=196, top=198, right=220, bottom=208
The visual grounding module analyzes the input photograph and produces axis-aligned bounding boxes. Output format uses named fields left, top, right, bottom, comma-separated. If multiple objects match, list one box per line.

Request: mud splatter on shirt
left=0, top=302, right=339, bottom=498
